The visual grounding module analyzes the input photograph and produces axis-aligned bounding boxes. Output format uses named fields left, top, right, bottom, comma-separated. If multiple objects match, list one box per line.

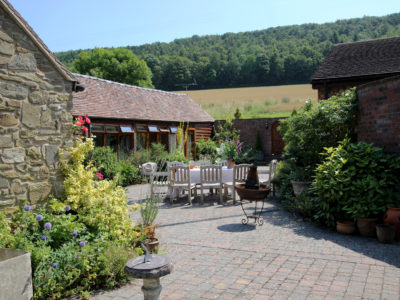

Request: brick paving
left=92, top=187, right=400, bottom=300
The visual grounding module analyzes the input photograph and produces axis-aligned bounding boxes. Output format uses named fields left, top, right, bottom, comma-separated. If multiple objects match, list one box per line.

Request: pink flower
left=82, top=127, right=88, bottom=132
left=96, top=172, right=104, bottom=180
left=75, top=120, right=83, bottom=126
left=85, top=117, right=91, bottom=124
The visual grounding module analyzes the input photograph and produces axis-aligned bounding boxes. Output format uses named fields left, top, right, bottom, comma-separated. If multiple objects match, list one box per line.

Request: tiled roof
left=0, top=0, right=75, bottom=82
left=311, top=36, right=400, bottom=82
left=72, top=74, right=214, bottom=123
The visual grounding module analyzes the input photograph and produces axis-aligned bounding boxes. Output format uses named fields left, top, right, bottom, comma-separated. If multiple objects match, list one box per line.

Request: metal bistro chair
left=168, top=165, right=197, bottom=205
left=199, top=165, right=223, bottom=205
left=224, top=164, right=251, bottom=204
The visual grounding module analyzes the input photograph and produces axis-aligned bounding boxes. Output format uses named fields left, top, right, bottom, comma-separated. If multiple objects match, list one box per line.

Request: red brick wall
left=215, top=118, right=285, bottom=157
left=357, top=76, right=400, bottom=154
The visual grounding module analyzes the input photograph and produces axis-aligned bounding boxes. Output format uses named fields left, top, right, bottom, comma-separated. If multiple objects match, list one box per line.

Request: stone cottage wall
left=357, top=76, right=400, bottom=154
left=0, top=8, right=74, bottom=213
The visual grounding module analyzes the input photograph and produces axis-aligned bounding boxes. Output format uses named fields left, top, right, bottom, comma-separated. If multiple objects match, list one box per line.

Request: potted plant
left=218, top=140, right=243, bottom=169
left=140, top=197, right=159, bottom=253
left=336, top=220, right=356, bottom=235
left=290, top=166, right=312, bottom=197
left=255, top=130, right=264, bottom=161
left=376, top=224, right=396, bottom=243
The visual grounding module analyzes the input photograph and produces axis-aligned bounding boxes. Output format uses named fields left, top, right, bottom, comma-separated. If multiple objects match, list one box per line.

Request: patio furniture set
left=142, top=160, right=278, bottom=206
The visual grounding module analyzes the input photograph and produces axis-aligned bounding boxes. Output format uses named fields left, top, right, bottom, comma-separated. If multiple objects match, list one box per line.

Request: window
left=91, top=124, right=104, bottom=132
left=148, top=125, right=159, bottom=132
left=136, top=124, right=147, bottom=132
left=106, top=125, right=119, bottom=132
left=170, top=126, right=178, bottom=133
left=120, top=126, right=134, bottom=133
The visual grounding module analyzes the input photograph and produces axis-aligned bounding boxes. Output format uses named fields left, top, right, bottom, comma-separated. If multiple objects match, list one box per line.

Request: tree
left=72, top=48, right=153, bottom=88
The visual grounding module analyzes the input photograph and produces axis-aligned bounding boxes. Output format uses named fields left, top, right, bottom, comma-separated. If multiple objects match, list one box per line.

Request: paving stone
left=90, top=186, right=400, bottom=299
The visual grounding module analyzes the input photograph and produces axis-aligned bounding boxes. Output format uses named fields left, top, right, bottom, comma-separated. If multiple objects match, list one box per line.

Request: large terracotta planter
left=384, top=207, right=400, bottom=239
left=336, top=220, right=356, bottom=235
left=376, top=224, right=396, bottom=244
left=290, top=180, right=312, bottom=197
left=357, top=218, right=377, bottom=237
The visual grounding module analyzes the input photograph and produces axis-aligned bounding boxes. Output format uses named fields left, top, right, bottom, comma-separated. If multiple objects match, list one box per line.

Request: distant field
left=175, top=84, right=318, bottom=120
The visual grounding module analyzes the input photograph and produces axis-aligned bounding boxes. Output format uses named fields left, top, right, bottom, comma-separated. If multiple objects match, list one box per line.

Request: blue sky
left=7, top=0, right=400, bottom=52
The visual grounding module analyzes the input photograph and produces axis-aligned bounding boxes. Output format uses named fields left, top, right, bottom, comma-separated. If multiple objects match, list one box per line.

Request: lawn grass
left=174, top=84, right=318, bottom=120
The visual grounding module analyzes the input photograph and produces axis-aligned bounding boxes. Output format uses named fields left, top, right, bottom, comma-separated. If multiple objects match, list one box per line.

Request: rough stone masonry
left=0, top=6, right=74, bottom=213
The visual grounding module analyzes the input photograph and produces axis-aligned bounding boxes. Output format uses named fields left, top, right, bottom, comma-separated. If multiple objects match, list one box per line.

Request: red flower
left=85, top=117, right=91, bottom=124
left=96, top=172, right=104, bottom=180
left=76, top=120, right=83, bottom=126
left=82, top=126, right=88, bottom=132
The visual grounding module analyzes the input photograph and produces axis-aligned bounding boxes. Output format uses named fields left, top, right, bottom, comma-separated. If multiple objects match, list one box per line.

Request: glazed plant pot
left=290, top=180, right=312, bottom=197
left=336, top=220, right=356, bottom=235
left=376, top=224, right=396, bottom=244
left=144, top=238, right=159, bottom=254
left=357, top=218, right=378, bottom=237
left=384, top=207, right=400, bottom=239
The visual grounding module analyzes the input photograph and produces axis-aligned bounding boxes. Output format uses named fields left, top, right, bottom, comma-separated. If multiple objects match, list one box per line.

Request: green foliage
left=279, top=88, right=357, bottom=180
left=140, top=197, right=159, bottom=227
left=92, top=146, right=142, bottom=186
left=312, top=140, right=400, bottom=227
left=234, top=144, right=258, bottom=164
left=213, top=115, right=240, bottom=143
left=255, top=130, right=263, bottom=152
left=234, top=108, right=242, bottom=119
left=72, top=48, right=153, bottom=88
left=0, top=211, right=14, bottom=248
left=196, top=138, right=218, bottom=161
left=56, top=13, right=400, bottom=90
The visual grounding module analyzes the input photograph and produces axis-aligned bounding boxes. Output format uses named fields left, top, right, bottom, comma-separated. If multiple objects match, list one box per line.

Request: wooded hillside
left=56, top=13, right=400, bottom=90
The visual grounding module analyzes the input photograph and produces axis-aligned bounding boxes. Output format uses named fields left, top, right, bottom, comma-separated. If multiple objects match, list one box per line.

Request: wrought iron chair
left=168, top=165, right=197, bottom=205
left=150, top=171, right=169, bottom=201
left=223, top=164, right=251, bottom=204
left=199, top=165, right=223, bottom=204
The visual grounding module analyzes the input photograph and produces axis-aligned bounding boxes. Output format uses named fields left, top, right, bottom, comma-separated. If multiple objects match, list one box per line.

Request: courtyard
left=92, top=188, right=400, bottom=300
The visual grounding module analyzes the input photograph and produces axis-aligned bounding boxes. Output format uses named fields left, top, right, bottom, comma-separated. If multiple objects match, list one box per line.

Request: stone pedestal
left=0, top=248, right=33, bottom=300
left=125, top=254, right=172, bottom=300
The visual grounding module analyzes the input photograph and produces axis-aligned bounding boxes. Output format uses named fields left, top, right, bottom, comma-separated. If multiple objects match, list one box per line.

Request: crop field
left=175, top=84, right=318, bottom=120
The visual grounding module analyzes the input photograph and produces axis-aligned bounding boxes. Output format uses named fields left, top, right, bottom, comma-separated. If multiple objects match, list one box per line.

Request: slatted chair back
left=168, top=165, right=190, bottom=185
left=200, top=165, right=222, bottom=185
left=167, top=161, right=185, bottom=168
left=196, top=160, right=211, bottom=167
left=233, top=164, right=251, bottom=184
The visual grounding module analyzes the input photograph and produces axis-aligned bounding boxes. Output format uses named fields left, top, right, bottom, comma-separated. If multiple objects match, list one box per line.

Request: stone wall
left=357, top=76, right=400, bottom=154
left=0, top=8, right=74, bottom=212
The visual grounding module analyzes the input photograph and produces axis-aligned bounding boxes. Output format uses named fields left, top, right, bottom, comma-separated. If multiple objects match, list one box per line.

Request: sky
left=7, top=0, right=400, bottom=53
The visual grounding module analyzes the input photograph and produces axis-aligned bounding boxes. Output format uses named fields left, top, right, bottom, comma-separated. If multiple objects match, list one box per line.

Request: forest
left=56, top=12, right=400, bottom=90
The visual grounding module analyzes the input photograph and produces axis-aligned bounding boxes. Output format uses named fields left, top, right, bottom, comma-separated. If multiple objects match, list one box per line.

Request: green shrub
left=278, top=88, right=357, bottom=181
left=196, top=138, right=217, bottom=161
left=92, top=146, right=119, bottom=180
left=128, top=148, right=151, bottom=168
left=117, top=160, right=142, bottom=186
left=312, top=140, right=400, bottom=227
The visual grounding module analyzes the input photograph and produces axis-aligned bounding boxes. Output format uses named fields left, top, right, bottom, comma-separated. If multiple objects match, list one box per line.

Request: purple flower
left=44, top=222, right=52, bottom=230
left=52, top=263, right=57, bottom=269
left=65, top=205, right=71, bottom=212
left=36, top=214, right=43, bottom=221
left=41, top=235, right=47, bottom=241
left=72, top=231, right=78, bottom=237
left=24, top=205, right=31, bottom=211
left=79, top=240, right=87, bottom=247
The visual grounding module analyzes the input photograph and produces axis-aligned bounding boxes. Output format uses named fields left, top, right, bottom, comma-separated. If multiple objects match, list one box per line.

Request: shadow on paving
left=259, top=199, right=400, bottom=268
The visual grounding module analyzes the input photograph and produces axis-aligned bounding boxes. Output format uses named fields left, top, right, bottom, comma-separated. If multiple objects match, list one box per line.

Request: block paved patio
left=92, top=186, right=400, bottom=300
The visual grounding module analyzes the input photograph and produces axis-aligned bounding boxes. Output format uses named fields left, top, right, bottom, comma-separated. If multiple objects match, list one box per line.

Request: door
left=271, top=121, right=284, bottom=155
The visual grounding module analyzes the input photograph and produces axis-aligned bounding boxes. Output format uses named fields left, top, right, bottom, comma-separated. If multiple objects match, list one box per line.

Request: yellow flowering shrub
left=60, top=139, right=139, bottom=244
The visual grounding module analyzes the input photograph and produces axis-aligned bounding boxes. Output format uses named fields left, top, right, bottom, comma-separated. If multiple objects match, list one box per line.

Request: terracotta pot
left=336, top=220, right=356, bottom=235
left=145, top=225, right=156, bottom=238
left=357, top=218, right=377, bottom=237
left=227, top=159, right=235, bottom=169
left=290, top=180, right=312, bottom=197
left=144, top=238, right=159, bottom=254
left=376, top=224, right=396, bottom=244
left=384, top=207, right=400, bottom=239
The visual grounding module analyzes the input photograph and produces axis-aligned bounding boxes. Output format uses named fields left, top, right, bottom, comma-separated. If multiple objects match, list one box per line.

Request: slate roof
left=72, top=74, right=214, bottom=123
left=0, top=0, right=75, bottom=82
left=311, top=36, right=400, bottom=82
